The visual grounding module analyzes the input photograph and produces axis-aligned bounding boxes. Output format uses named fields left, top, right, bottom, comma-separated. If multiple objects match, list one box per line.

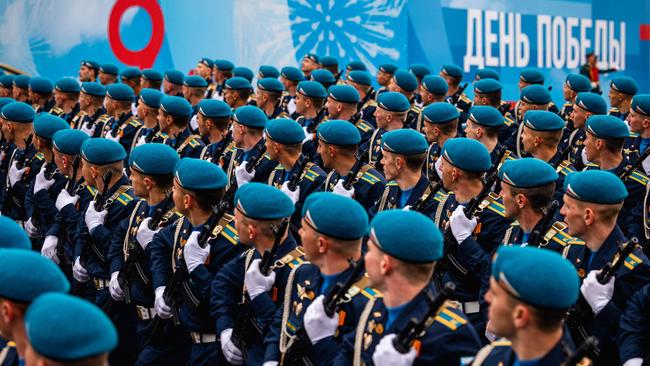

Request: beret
left=297, top=80, right=327, bottom=99
left=347, top=70, right=372, bottom=86
left=265, top=118, right=305, bottom=144
left=174, top=158, right=228, bottom=191
left=141, top=69, right=163, bottom=82
left=34, top=113, right=70, bottom=140
left=199, top=57, right=214, bottom=68
left=0, top=75, right=15, bottom=88
left=474, top=78, right=503, bottom=94
left=235, top=182, right=295, bottom=220
left=225, top=76, right=252, bottom=91
left=257, top=77, right=285, bottom=93
left=120, top=67, right=141, bottom=80
left=25, top=293, right=117, bottom=361
left=499, top=158, right=558, bottom=188
left=523, top=110, right=565, bottom=131
left=106, top=83, right=135, bottom=102
left=317, top=120, right=361, bottom=146
left=610, top=76, right=638, bottom=96
left=259, top=65, right=280, bottom=79
left=0, top=97, right=14, bottom=111
left=377, top=92, right=410, bottom=112
left=13, top=75, right=30, bottom=89
left=130, top=143, right=179, bottom=175
left=564, top=170, right=627, bottom=204
left=198, top=99, right=232, bottom=119
left=346, top=61, right=367, bottom=72
left=442, top=137, right=492, bottom=172
left=421, top=75, right=448, bottom=95
left=468, top=106, right=504, bottom=128
left=81, top=82, right=106, bottom=97
left=440, top=64, right=463, bottom=78
left=565, top=73, right=591, bottom=93
left=139, top=88, right=163, bottom=109
left=319, top=56, right=338, bottom=67
left=392, top=69, right=418, bottom=93
left=52, top=129, right=90, bottom=156
left=519, top=68, right=545, bottom=84
left=328, top=85, right=360, bottom=104
left=586, top=115, right=629, bottom=140
left=379, top=63, right=398, bottom=73
left=233, top=105, right=267, bottom=128
left=184, top=75, right=208, bottom=88
left=302, top=192, right=368, bottom=240
left=520, top=85, right=551, bottom=105
left=80, top=60, right=100, bottom=70
left=0, top=216, right=31, bottom=249
left=475, top=68, right=500, bottom=81
left=280, top=66, right=305, bottom=82
left=160, top=95, right=192, bottom=117
left=370, top=210, right=443, bottom=263
left=311, top=69, right=336, bottom=88
left=423, top=102, right=459, bottom=124
left=631, top=94, right=650, bottom=116
left=575, top=92, right=607, bottom=114
left=409, top=63, right=431, bottom=79
left=28, top=77, right=54, bottom=94
left=81, top=138, right=126, bottom=165
left=164, top=70, right=185, bottom=85
left=55, top=78, right=80, bottom=93
left=382, top=129, right=428, bottom=155
left=0, top=249, right=69, bottom=302
left=214, top=59, right=235, bottom=71
left=0, top=101, right=36, bottom=123
left=233, top=66, right=254, bottom=82
left=492, top=246, right=579, bottom=309
left=304, top=53, right=319, bottom=63
left=99, top=64, right=119, bottom=75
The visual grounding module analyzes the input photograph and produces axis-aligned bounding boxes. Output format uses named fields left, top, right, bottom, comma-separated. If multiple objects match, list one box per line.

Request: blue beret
left=184, top=75, right=208, bottom=88
left=0, top=249, right=69, bottom=302
left=26, top=293, right=117, bottom=361
left=409, top=63, right=431, bottom=79
left=141, top=69, right=163, bottom=82
left=139, top=88, right=163, bottom=108
left=565, top=74, right=591, bottom=93
left=233, top=105, right=267, bottom=128
left=423, top=102, right=459, bottom=124
left=52, top=129, right=90, bottom=156
left=302, top=192, right=368, bottom=240
left=422, top=75, right=448, bottom=95
left=13, top=75, right=30, bottom=89
left=377, top=92, right=410, bottom=112
left=0, top=75, right=15, bottom=88
left=81, top=60, right=100, bottom=70
left=317, top=120, right=361, bottom=146
left=329, top=85, right=360, bottom=104
left=379, top=63, right=398, bottom=73
left=29, top=77, right=53, bottom=94
left=259, top=65, right=280, bottom=79
left=214, top=59, right=235, bottom=71
left=297, top=80, right=327, bottom=99
left=0, top=97, right=15, bottom=111
left=0, top=69, right=4, bottom=75
left=346, top=61, right=367, bottom=72
left=304, top=53, right=319, bottom=63
left=199, top=57, right=214, bottom=68
left=174, top=158, right=227, bottom=191
left=492, top=246, right=579, bottom=309
left=499, top=158, right=558, bottom=188
left=564, top=170, right=627, bottom=204
left=392, top=69, right=418, bottom=93
left=474, top=79, right=503, bottom=94
left=440, top=64, right=463, bottom=78
left=233, top=66, right=254, bottom=82
left=1, top=101, right=36, bottom=123
left=198, top=99, right=232, bottom=119
left=120, top=67, right=142, bottom=80
left=311, top=69, right=336, bottom=87
left=81, top=138, right=126, bottom=165
left=468, top=106, right=504, bottom=128
left=523, top=110, right=565, bottom=131
left=130, top=143, right=179, bottom=175
left=106, top=83, right=134, bottom=102
left=160, top=95, right=192, bottom=117
left=257, top=77, right=285, bottom=93
left=476, top=68, right=500, bottom=81
left=519, top=68, right=544, bottom=84
left=281, top=66, right=305, bottom=82
left=99, top=64, right=119, bottom=75
left=55, top=78, right=80, bottom=93
left=575, top=92, right=607, bottom=114
left=347, top=70, right=372, bottom=86
left=631, top=94, right=650, bottom=116
left=382, top=129, right=428, bottom=155
left=164, top=70, right=185, bottom=85
left=81, top=82, right=106, bottom=97
left=610, top=76, right=638, bottom=96
left=0, top=216, right=30, bottom=249
left=586, top=115, right=629, bottom=140
left=319, top=56, right=338, bottom=67
left=265, top=118, right=304, bottom=144
left=34, top=113, right=70, bottom=140
left=370, top=210, right=443, bottom=263
left=235, top=182, right=295, bottom=220
left=225, top=76, right=252, bottom=91
left=520, top=85, right=551, bottom=105
left=442, top=138, right=491, bottom=172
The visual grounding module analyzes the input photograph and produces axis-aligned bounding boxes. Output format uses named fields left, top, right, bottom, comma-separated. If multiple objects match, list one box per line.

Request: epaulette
left=96, top=114, right=112, bottom=123
left=542, top=222, right=585, bottom=248
left=115, top=191, right=135, bottom=206
left=629, top=131, right=639, bottom=138
left=50, top=106, right=64, bottom=115
left=434, top=304, right=468, bottom=331
left=609, top=107, right=620, bottom=113
left=274, top=164, right=285, bottom=171
left=34, top=152, right=45, bottom=161
left=355, top=119, right=373, bottom=133
left=479, top=192, right=506, bottom=217
left=303, top=163, right=323, bottom=182
left=360, top=170, right=382, bottom=185
left=491, top=339, right=512, bottom=347
left=188, top=136, right=201, bottom=148
left=563, top=102, right=573, bottom=107
left=85, top=184, right=98, bottom=196
left=459, top=94, right=471, bottom=103
left=556, top=161, right=575, bottom=177
left=628, top=169, right=649, bottom=186
left=624, top=252, right=644, bottom=271
left=432, top=189, right=448, bottom=203
left=364, top=99, right=377, bottom=108
left=409, top=105, right=421, bottom=113
left=127, top=117, right=143, bottom=128
left=503, top=114, right=515, bottom=127
left=386, top=180, right=398, bottom=187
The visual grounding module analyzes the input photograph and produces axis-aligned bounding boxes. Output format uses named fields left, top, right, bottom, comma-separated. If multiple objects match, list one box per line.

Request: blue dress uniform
left=29, top=77, right=55, bottom=113
left=441, top=64, right=473, bottom=114
left=623, top=96, right=650, bottom=172
left=130, top=88, right=164, bottom=150
left=608, top=76, right=639, bottom=121
left=72, top=82, right=110, bottom=137
left=505, top=85, right=552, bottom=153
left=560, top=74, right=592, bottom=130
left=421, top=102, right=461, bottom=182
left=618, top=283, right=650, bottom=364
left=167, top=127, right=204, bottom=159
left=103, top=84, right=143, bottom=154
left=567, top=92, right=608, bottom=171
left=294, top=81, right=328, bottom=161
left=50, top=78, right=81, bottom=123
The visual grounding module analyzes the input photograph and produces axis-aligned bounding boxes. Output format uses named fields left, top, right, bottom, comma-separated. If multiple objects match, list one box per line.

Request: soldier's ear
left=583, top=207, right=595, bottom=226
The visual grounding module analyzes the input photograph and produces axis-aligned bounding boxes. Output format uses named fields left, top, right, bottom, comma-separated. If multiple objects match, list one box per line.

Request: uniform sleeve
left=262, top=302, right=285, bottom=363
left=332, top=330, right=355, bottom=366
left=32, top=177, right=66, bottom=232
left=618, top=284, right=650, bottom=363
left=149, top=226, right=174, bottom=290
left=210, top=256, right=245, bottom=334
left=107, top=217, right=129, bottom=275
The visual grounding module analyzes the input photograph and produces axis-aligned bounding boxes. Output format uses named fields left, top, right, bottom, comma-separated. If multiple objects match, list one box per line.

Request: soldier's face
left=317, top=141, right=333, bottom=169
left=196, top=64, right=211, bottom=79
left=81, top=160, right=95, bottom=187
left=485, top=278, right=517, bottom=338
left=295, top=93, right=307, bottom=114
left=627, top=110, right=648, bottom=133
left=583, top=132, right=598, bottom=162
left=562, top=83, right=573, bottom=101
left=0, top=87, right=10, bottom=98
left=380, top=151, right=399, bottom=181
left=364, top=238, right=386, bottom=290
left=560, top=195, right=588, bottom=236
left=172, top=180, right=189, bottom=215
left=464, top=120, right=479, bottom=140
left=570, top=105, right=589, bottom=128
left=13, top=87, right=28, bottom=102
left=376, top=71, right=391, bottom=86
left=1, top=121, right=13, bottom=141
left=518, top=80, right=530, bottom=92
left=520, top=127, right=536, bottom=153
left=499, top=185, right=520, bottom=219
left=608, top=89, right=622, bottom=107
left=299, top=218, right=320, bottom=262
left=79, top=65, right=91, bottom=81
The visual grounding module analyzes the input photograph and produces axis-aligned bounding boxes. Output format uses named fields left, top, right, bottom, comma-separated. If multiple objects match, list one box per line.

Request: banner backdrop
left=0, top=0, right=648, bottom=104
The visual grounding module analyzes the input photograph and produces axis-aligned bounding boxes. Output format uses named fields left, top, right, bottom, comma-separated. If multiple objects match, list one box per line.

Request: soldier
left=387, top=69, right=421, bottom=130
left=508, top=85, right=553, bottom=154
left=345, top=70, right=376, bottom=127
left=421, top=102, right=459, bottom=182
left=141, top=69, right=163, bottom=91
left=157, top=96, right=204, bottom=159
left=625, top=95, right=650, bottom=172
left=223, top=77, right=253, bottom=111
left=516, top=69, right=560, bottom=115
left=79, top=60, right=100, bottom=82
left=294, top=81, right=328, bottom=161
left=567, top=92, right=608, bottom=171
left=27, top=77, right=54, bottom=113
left=162, top=70, right=185, bottom=97
left=193, top=58, right=213, bottom=97
left=464, top=106, right=506, bottom=165
left=98, top=63, right=119, bottom=85
left=132, top=88, right=164, bottom=147
left=103, top=84, right=143, bottom=155
left=73, top=82, right=111, bottom=137
left=11, top=75, right=30, bottom=103
left=0, top=75, right=14, bottom=98
left=560, top=73, right=592, bottom=128
left=182, top=75, right=208, bottom=134
left=255, top=78, right=288, bottom=119
left=618, top=283, right=650, bottom=366
left=197, top=99, right=233, bottom=164
left=420, top=75, right=449, bottom=107
left=375, top=63, right=397, bottom=99
left=311, top=69, right=337, bottom=90
left=300, top=53, right=320, bottom=79
left=212, top=59, right=235, bottom=101
left=229, top=105, right=275, bottom=187
left=318, top=56, right=341, bottom=83
left=362, top=92, right=410, bottom=172
left=120, top=67, right=143, bottom=115
left=258, top=65, right=280, bottom=80
left=51, top=78, right=80, bottom=122
left=440, top=64, right=472, bottom=114
left=409, top=63, right=431, bottom=107
left=345, top=60, right=367, bottom=79
left=325, top=85, right=374, bottom=145
left=233, top=66, right=254, bottom=84
left=608, top=76, right=638, bottom=121
left=279, top=66, right=305, bottom=118
left=474, top=68, right=500, bottom=81
left=473, top=79, right=516, bottom=143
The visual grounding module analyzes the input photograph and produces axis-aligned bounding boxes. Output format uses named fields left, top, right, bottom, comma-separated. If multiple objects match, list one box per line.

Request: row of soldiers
left=0, top=55, right=648, bottom=366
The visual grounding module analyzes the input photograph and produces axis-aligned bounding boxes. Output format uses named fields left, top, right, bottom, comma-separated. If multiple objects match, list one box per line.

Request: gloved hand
left=402, top=205, right=412, bottom=211
left=220, top=328, right=244, bottom=365
left=450, top=205, right=477, bottom=243
left=24, top=218, right=40, bottom=238
left=135, top=135, right=147, bottom=147
left=55, top=189, right=79, bottom=211
left=280, top=181, right=300, bottom=205
left=136, top=218, right=160, bottom=250
left=85, top=201, right=108, bottom=232
left=73, top=257, right=90, bottom=283
left=434, top=156, right=443, bottom=179
left=34, top=165, right=55, bottom=193
left=623, top=358, right=643, bottom=366
left=262, top=362, right=279, bottom=366
left=581, top=270, right=614, bottom=315
left=245, top=258, right=276, bottom=300
left=80, top=121, right=96, bottom=136
left=154, top=286, right=173, bottom=319
left=8, top=161, right=27, bottom=187
left=109, top=271, right=125, bottom=301
left=41, top=235, right=59, bottom=264
left=304, top=295, right=339, bottom=344
left=235, top=161, right=255, bottom=187
left=332, top=179, right=354, bottom=198
left=581, top=146, right=590, bottom=165
left=302, top=127, right=313, bottom=143
left=372, top=334, right=417, bottom=366
left=105, top=130, right=120, bottom=143
left=183, top=231, right=210, bottom=273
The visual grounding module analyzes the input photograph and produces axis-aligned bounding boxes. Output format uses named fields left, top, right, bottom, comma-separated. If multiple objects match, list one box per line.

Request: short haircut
left=393, top=259, right=435, bottom=283
left=187, top=187, right=225, bottom=212
left=161, top=110, right=190, bottom=128
left=478, top=90, right=502, bottom=107
left=509, top=182, right=556, bottom=211
left=404, top=151, right=427, bottom=171
left=436, top=119, right=459, bottom=136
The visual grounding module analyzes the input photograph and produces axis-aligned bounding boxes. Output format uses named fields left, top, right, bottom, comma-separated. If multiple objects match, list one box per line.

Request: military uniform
left=103, top=111, right=143, bottom=155
left=618, top=282, right=650, bottom=364
left=3, top=144, right=44, bottom=221
left=322, top=166, right=385, bottom=212
left=73, top=109, right=112, bottom=137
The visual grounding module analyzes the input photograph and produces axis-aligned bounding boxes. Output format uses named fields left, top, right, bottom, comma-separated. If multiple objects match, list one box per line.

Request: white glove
left=581, top=146, right=590, bottom=165
left=109, top=271, right=125, bottom=301
left=235, top=161, right=255, bottom=187
left=220, top=328, right=244, bottom=365
left=434, top=156, right=443, bottom=178
left=105, top=130, right=121, bottom=142
left=449, top=205, right=477, bottom=243
left=581, top=270, right=614, bottom=315
left=73, top=257, right=90, bottom=283
left=263, top=362, right=279, bottom=366
left=642, top=156, right=650, bottom=176
left=245, top=258, right=276, bottom=300
left=280, top=181, right=300, bottom=205
left=24, top=218, right=39, bottom=238
left=154, top=286, right=173, bottom=319
left=623, top=358, right=643, bottom=366
left=8, top=161, right=27, bottom=187
left=55, top=189, right=79, bottom=211
left=304, top=295, right=339, bottom=344
left=302, top=127, right=313, bottom=143
left=80, top=121, right=96, bottom=136
left=332, top=179, right=354, bottom=198
left=402, top=205, right=412, bottom=211
left=84, top=201, right=107, bottom=232
left=34, top=165, right=55, bottom=193
left=183, top=231, right=210, bottom=273
left=41, top=235, right=60, bottom=264
left=372, top=333, right=417, bottom=366
left=135, top=135, right=147, bottom=147
left=136, top=218, right=159, bottom=250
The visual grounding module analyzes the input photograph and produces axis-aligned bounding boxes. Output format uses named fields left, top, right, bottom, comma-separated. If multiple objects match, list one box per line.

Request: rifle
left=412, top=181, right=443, bottom=213
left=15, top=134, right=33, bottom=170
left=354, top=86, right=375, bottom=115
left=44, top=157, right=58, bottom=180
left=210, top=131, right=232, bottom=165
left=306, top=108, right=328, bottom=134
left=342, top=151, right=369, bottom=190
left=393, top=282, right=456, bottom=353
left=619, top=147, right=650, bottom=181
left=64, top=155, right=82, bottom=193
left=287, top=155, right=309, bottom=192
left=527, top=200, right=560, bottom=248
left=450, top=83, right=468, bottom=106
left=561, top=337, right=598, bottom=366
left=245, top=145, right=268, bottom=174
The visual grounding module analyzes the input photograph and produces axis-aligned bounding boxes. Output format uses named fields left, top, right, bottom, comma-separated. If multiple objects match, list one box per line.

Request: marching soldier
left=318, top=56, right=341, bottom=83
left=0, top=74, right=14, bottom=98
left=12, top=75, right=30, bottom=103
left=197, top=99, right=233, bottom=164
left=141, top=69, right=163, bottom=91
left=72, top=82, right=111, bottom=137
left=464, top=106, right=506, bottom=165
left=472, top=79, right=516, bottom=143
left=223, top=77, right=253, bottom=111
left=508, top=85, right=552, bottom=153
left=608, top=76, right=639, bottom=121
left=157, top=96, right=204, bottom=159
left=294, top=80, right=328, bottom=161
left=300, top=53, right=319, bottom=79
left=440, top=64, right=472, bottom=114
left=51, top=78, right=80, bottom=122
left=27, top=77, right=54, bottom=113
left=325, top=85, right=374, bottom=145
left=182, top=75, right=208, bottom=134
left=344, top=70, right=376, bottom=127
left=311, top=69, right=336, bottom=90
left=420, top=75, right=449, bottom=107
left=474, top=68, right=500, bottom=81
left=560, top=73, right=592, bottom=128
left=421, top=102, right=459, bottom=182
left=279, top=66, right=305, bottom=118
left=162, top=70, right=185, bottom=97
left=192, top=58, right=213, bottom=97
left=362, top=92, right=410, bottom=173
left=120, top=67, right=142, bottom=115
left=624, top=95, right=650, bottom=172
left=409, top=63, right=431, bottom=107
left=517, top=69, right=560, bottom=115
left=132, top=88, right=163, bottom=147
left=78, top=60, right=100, bottom=82
left=255, top=78, right=289, bottom=119
left=258, top=65, right=280, bottom=80
left=212, top=59, right=235, bottom=101
left=98, top=63, right=119, bottom=85
left=567, top=92, right=608, bottom=171
left=375, top=63, right=397, bottom=99
left=233, top=66, right=254, bottom=83
left=345, top=60, right=367, bottom=79
left=387, top=69, right=422, bottom=131
left=103, top=84, right=143, bottom=156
